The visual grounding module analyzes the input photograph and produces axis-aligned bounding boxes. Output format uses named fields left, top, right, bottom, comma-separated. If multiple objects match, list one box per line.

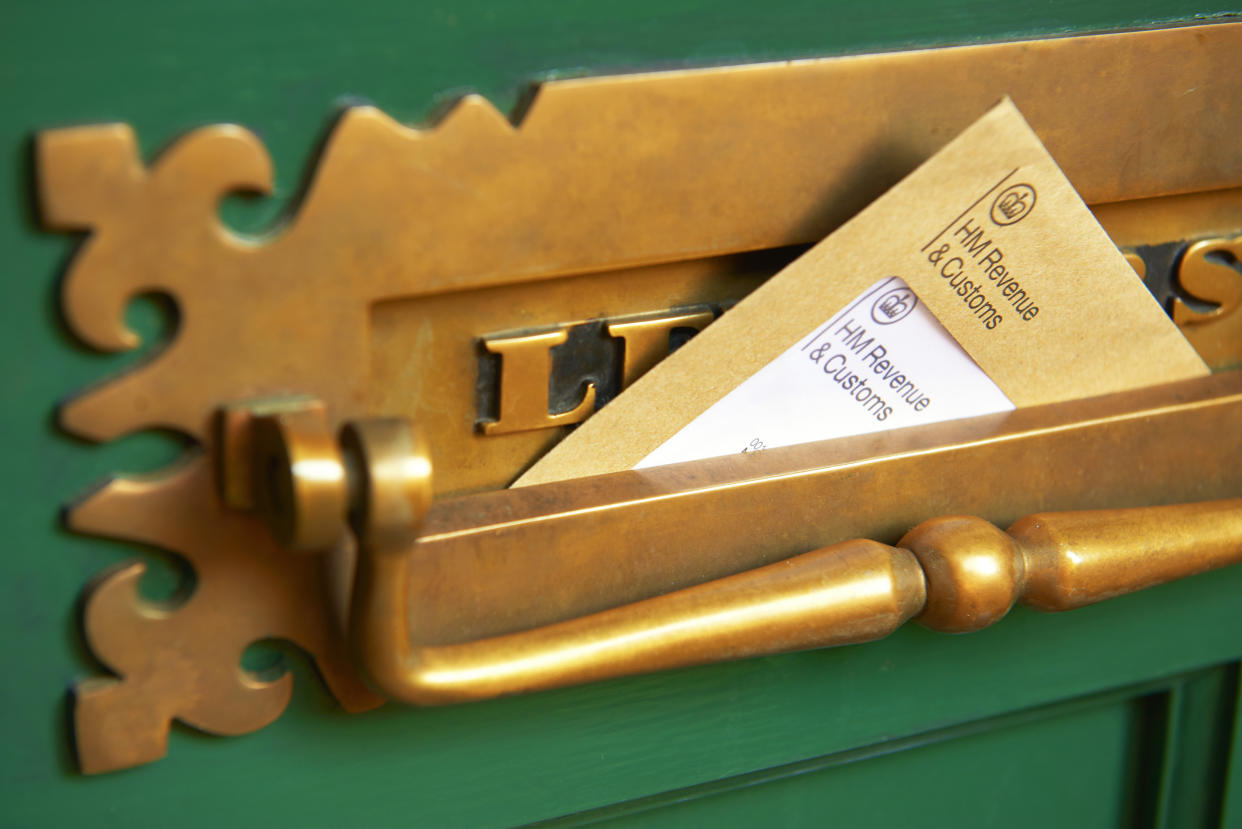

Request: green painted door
left=4, top=3, right=1240, bottom=826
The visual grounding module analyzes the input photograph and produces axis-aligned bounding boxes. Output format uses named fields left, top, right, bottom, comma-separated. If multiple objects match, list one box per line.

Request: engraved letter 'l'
left=481, top=329, right=596, bottom=435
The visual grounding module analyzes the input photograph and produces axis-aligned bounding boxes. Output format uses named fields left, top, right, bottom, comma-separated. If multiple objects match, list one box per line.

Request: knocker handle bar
left=232, top=374, right=1242, bottom=704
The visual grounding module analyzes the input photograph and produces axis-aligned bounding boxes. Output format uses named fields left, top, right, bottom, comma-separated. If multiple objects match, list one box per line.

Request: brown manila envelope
left=516, top=99, right=1208, bottom=487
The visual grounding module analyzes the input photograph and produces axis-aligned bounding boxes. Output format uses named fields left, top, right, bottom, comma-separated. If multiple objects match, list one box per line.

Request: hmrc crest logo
left=871, top=284, right=917, bottom=325
left=990, top=183, right=1037, bottom=225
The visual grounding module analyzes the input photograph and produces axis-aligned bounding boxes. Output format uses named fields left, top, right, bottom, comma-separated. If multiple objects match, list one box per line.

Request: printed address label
left=635, top=276, right=1014, bottom=469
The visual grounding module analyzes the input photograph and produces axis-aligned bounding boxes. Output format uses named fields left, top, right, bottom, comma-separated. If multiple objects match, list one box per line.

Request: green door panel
left=3, top=2, right=1240, bottom=827
left=557, top=667, right=1240, bottom=827
left=586, top=691, right=1141, bottom=828
left=1222, top=677, right=1242, bottom=828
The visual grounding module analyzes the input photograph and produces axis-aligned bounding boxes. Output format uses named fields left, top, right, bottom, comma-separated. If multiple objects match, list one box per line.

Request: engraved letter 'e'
left=480, top=329, right=596, bottom=435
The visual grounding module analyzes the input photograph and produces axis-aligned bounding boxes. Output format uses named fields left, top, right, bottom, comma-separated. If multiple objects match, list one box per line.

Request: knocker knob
left=222, top=397, right=432, bottom=554
left=900, top=516, right=1024, bottom=634
left=340, top=419, right=433, bottom=553
left=903, top=499, right=1242, bottom=634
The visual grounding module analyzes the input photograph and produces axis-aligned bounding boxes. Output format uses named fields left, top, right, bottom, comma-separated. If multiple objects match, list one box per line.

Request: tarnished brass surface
left=900, top=518, right=1023, bottom=633
left=1012, top=500, right=1242, bottom=611
left=366, top=494, right=1239, bottom=703
left=69, top=368, right=1242, bottom=770
left=1093, top=188, right=1242, bottom=248
left=40, top=22, right=1242, bottom=771
left=904, top=499, right=1242, bottom=630
left=41, top=22, right=1242, bottom=497
left=341, top=419, right=923, bottom=702
left=481, top=330, right=599, bottom=435
left=250, top=405, right=350, bottom=551
left=407, top=372, right=1242, bottom=644
left=249, top=401, right=1241, bottom=705
left=69, top=458, right=381, bottom=775
left=1173, top=234, right=1242, bottom=369
left=217, top=395, right=325, bottom=511
left=606, top=311, right=715, bottom=388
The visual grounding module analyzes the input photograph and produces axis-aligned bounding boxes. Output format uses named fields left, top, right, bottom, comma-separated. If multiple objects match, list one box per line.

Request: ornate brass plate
left=40, top=22, right=1242, bottom=773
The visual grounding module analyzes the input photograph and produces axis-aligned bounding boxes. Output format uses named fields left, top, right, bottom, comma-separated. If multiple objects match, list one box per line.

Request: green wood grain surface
left=2, top=3, right=1240, bottom=826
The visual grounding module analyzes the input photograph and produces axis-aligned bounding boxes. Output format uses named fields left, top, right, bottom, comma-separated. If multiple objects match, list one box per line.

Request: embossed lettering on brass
left=480, top=309, right=718, bottom=435
left=1173, top=234, right=1242, bottom=369
left=607, top=310, right=715, bottom=387
left=40, top=22, right=1242, bottom=773
left=480, top=329, right=598, bottom=435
